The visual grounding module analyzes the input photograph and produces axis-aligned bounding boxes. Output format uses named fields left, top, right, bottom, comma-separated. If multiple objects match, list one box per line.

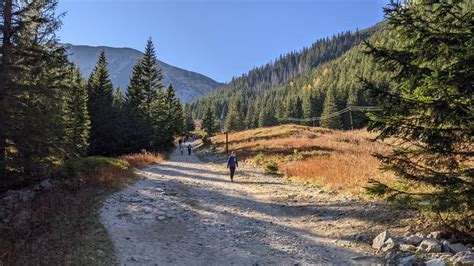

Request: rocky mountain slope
left=66, top=45, right=224, bottom=102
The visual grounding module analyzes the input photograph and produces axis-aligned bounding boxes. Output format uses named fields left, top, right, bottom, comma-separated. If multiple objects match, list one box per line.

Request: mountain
left=66, top=45, right=224, bottom=102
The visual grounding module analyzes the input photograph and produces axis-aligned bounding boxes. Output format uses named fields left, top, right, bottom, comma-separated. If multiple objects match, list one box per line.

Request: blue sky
left=57, top=0, right=386, bottom=83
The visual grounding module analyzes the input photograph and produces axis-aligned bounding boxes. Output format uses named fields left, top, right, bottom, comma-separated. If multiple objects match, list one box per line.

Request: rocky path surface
left=100, top=143, right=404, bottom=265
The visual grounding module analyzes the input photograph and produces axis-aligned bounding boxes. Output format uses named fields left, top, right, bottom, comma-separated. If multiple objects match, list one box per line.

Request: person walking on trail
left=180, top=147, right=184, bottom=155
left=227, top=151, right=238, bottom=182
left=187, top=144, right=192, bottom=155
left=178, top=138, right=182, bottom=149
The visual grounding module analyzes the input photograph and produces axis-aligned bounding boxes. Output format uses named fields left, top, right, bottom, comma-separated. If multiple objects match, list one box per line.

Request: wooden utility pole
left=225, top=131, right=229, bottom=155
left=349, top=107, right=354, bottom=130
left=0, top=0, right=13, bottom=179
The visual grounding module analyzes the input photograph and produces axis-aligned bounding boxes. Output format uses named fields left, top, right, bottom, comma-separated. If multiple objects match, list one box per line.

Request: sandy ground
left=100, top=143, right=409, bottom=265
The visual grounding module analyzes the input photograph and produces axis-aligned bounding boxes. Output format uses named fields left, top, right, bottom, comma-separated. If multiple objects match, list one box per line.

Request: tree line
left=193, top=25, right=390, bottom=133
left=0, top=0, right=192, bottom=185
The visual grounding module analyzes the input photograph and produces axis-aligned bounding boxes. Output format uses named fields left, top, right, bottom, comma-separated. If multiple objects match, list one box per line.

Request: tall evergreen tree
left=87, top=50, right=117, bottom=156
left=224, top=98, right=245, bottom=132
left=64, top=66, right=90, bottom=158
left=202, top=103, right=218, bottom=136
left=365, top=1, right=473, bottom=233
left=1, top=0, right=71, bottom=178
left=183, top=104, right=195, bottom=132
left=320, top=88, right=342, bottom=129
left=165, top=83, right=183, bottom=139
left=258, top=105, right=278, bottom=127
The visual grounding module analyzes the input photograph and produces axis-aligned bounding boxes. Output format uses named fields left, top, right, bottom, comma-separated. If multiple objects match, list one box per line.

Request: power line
left=278, top=105, right=382, bottom=129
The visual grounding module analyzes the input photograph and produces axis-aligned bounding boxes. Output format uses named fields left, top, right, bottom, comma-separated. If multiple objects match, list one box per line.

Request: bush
left=263, top=160, right=279, bottom=174
left=254, top=152, right=264, bottom=166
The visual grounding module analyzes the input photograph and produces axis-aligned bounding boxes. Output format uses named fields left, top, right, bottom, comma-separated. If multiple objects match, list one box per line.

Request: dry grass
left=211, top=125, right=397, bottom=194
left=0, top=153, right=163, bottom=265
left=119, top=152, right=165, bottom=168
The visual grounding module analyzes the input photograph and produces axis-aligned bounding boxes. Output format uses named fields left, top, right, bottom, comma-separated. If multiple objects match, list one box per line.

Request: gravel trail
left=100, top=144, right=398, bottom=265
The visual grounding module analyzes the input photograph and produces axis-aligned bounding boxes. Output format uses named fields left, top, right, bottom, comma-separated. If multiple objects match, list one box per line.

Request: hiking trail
left=100, top=142, right=402, bottom=265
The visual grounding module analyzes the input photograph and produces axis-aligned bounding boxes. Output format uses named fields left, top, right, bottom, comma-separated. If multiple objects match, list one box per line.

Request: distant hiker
left=178, top=138, right=182, bottom=148
left=180, top=147, right=184, bottom=155
left=227, top=151, right=239, bottom=182
left=187, top=144, right=192, bottom=155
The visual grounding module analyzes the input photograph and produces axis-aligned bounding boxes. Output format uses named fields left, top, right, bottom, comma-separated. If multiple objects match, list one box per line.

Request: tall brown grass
left=211, top=125, right=397, bottom=194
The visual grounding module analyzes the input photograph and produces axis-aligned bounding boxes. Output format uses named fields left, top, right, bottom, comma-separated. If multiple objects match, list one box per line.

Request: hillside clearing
left=210, top=124, right=398, bottom=194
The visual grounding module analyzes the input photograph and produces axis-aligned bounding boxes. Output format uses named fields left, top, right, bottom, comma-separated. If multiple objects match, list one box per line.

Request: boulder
left=372, top=230, right=390, bottom=250
left=406, top=234, right=424, bottom=246
left=450, top=251, right=474, bottom=265
left=418, top=239, right=442, bottom=253
left=449, top=243, right=469, bottom=254
left=398, top=255, right=417, bottom=265
left=425, top=258, right=447, bottom=266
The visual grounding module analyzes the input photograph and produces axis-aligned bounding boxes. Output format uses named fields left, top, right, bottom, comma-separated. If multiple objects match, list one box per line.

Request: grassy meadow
left=210, top=125, right=398, bottom=194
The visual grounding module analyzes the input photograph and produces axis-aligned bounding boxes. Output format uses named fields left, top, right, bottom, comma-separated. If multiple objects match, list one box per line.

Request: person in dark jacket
left=227, top=151, right=238, bottom=182
left=187, top=144, right=192, bottom=155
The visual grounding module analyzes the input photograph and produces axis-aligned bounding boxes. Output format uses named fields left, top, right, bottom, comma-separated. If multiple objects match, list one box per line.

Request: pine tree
left=258, top=106, right=278, bottom=127
left=165, top=83, right=183, bottom=139
left=64, top=66, right=90, bottom=158
left=183, top=104, right=195, bottom=132
left=224, top=98, right=244, bottom=132
left=1, top=0, right=72, bottom=177
left=320, top=88, right=342, bottom=129
left=364, top=1, right=473, bottom=233
left=141, top=38, right=163, bottom=115
left=87, top=50, right=117, bottom=156
left=202, top=103, right=218, bottom=136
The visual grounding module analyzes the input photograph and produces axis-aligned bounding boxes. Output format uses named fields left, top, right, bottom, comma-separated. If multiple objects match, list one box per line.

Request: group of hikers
left=177, top=137, right=192, bottom=155
left=176, top=136, right=239, bottom=182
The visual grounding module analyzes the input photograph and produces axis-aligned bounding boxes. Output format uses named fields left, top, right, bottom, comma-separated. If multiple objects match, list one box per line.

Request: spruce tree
left=258, top=106, right=278, bottom=127
left=165, top=83, right=183, bottom=139
left=202, top=103, right=218, bottom=136
left=64, top=66, right=90, bottom=158
left=87, top=50, right=117, bottom=156
left=320, top=88, right=342, bottom=129
left=183, top=104, right=195, bottom=132
left=1, top=0, right=71, bottom=177
left=364, top=1, right=473, bottom=233
left=224, top=98, right=244, bottom=132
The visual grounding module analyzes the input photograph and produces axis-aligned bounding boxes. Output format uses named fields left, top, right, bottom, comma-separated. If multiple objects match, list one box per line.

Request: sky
left=57, top=0, right=387, bottom=83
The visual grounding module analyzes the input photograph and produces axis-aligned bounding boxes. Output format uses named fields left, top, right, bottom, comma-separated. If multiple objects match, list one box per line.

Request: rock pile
left=372, top=230, right=473, bottom=265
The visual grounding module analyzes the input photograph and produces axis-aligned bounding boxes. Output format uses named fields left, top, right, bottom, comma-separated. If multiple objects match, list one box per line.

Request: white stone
left=372, top=230, right=390, bottom=250
left=400, top=244, right=417, bottom=252
left=418, top=239, right=442, bottom=253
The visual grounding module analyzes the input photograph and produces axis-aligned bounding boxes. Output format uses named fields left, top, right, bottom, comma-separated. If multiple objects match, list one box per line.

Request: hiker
left=227, top=151, right=239, bottom=182
left=180, top=147, right=184, bottom=155
left=178, top=138, right=182, bottom=148
left=187, top=144, right=192, bottom=155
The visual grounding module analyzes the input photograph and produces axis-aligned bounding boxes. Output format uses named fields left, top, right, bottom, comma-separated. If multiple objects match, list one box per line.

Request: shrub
left=254, top=152, right=264, bottom=166
left=263, top=160, right=279, bottom=174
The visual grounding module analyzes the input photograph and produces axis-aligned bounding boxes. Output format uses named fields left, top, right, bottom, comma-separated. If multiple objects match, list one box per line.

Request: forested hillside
left=190, top=23, right=386, bottom=130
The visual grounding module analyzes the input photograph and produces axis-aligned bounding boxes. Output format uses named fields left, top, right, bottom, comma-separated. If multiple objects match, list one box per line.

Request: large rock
left=372, top=230, right=390, bottom=250
left=449, top=243, right=469, bottom=254
left=398, top=255, right=417, bottom=265
left=405, top=234, right=424, bottom=245
left=425, top=258, right=447, bottom=266
left=450, top=251, right=474, bottom=265
left=418, top=239, right=442, bottom=253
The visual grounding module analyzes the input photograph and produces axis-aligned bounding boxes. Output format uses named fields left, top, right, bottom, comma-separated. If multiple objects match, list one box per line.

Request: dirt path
left=101, top=143, right=406, bottom=265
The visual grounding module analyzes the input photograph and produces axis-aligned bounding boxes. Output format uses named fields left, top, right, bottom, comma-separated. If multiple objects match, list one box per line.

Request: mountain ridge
left=66, top=44, right=225, bottom=102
